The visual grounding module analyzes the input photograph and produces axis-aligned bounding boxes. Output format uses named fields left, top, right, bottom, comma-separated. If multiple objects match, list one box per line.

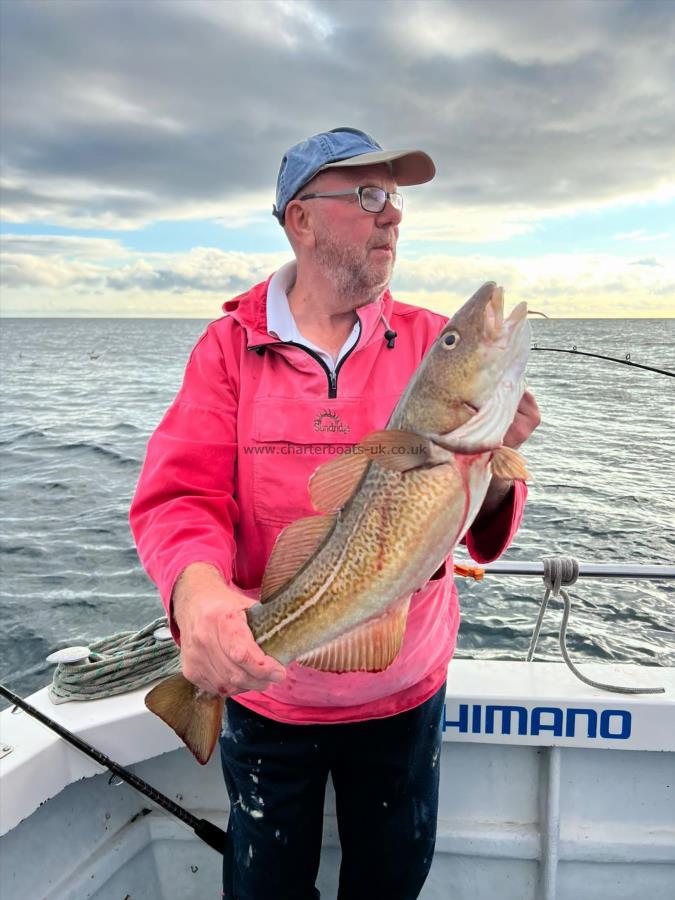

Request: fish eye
left=442, top=331, right=460, bottom=349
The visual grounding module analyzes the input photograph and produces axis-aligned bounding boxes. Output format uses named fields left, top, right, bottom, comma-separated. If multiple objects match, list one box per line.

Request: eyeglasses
left=298, top=185, right=403, bottom=214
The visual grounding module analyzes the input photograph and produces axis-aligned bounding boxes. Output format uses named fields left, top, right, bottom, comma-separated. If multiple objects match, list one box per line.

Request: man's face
left=302, top=163, right=403, bottom=307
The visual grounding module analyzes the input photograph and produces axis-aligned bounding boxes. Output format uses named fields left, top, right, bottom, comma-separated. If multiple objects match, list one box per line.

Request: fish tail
left=145, top=672, right=224, bottom=765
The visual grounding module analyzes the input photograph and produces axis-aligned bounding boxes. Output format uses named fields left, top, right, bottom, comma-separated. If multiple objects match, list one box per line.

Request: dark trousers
left=219, top=682, right=445, bottom=900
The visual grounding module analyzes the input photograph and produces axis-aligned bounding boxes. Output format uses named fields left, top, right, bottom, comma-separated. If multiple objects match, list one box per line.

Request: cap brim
left=320, top=149, right=435, bottom=186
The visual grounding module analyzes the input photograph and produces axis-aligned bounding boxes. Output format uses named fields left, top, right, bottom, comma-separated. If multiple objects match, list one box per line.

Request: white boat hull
left=2, top=660, right=674, bottom=899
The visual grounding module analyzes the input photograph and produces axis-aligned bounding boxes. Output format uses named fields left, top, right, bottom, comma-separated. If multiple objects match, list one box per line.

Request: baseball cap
left=272, top=126, right=435, bottom=224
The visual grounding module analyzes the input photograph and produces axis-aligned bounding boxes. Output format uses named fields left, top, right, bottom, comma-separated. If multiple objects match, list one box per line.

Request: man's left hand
left=470, top=390, right=541, bottom=525
left=503, top=390, right=541, bottom=449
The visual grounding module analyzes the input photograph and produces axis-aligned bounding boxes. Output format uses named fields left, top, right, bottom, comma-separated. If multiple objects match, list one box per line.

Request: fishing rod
left=0, top=683, right=227, bottom=855
left=531, top=345, right=675, bottom=378
left=470, top=561, right=675, bottom=579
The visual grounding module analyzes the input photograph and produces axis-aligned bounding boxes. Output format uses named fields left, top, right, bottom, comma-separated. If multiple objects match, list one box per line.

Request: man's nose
left=375, top=198, right=403, bottom=227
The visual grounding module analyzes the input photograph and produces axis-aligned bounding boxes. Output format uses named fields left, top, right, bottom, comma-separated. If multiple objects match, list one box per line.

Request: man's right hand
left=171, top=562, right=287, bottom=696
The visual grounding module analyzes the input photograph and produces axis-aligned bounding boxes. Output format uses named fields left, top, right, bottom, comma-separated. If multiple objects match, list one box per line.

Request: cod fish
left=146, top=282, right=531, bottom=763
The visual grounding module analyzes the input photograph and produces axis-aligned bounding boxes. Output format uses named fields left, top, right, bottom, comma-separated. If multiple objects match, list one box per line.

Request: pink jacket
left=129, top=275, right=527, bottom=724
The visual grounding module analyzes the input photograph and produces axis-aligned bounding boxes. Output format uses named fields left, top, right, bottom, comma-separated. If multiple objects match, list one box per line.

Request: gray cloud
left=0, top=234, right=128, bottom=258
left=629, top=256, right=663, bottom=267
left=1, top=0, right=674, bottom=228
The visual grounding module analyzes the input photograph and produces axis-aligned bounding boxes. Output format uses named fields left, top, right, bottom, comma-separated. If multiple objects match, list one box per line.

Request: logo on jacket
left=313, top=409, right=350, bottom=434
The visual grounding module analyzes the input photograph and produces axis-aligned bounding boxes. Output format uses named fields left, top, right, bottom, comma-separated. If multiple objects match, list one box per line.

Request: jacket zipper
left=249, top=323, right=361, bottom=399
left=330, top=334, right=360, bottom=398
left=287, top=343, right=338, bottom=398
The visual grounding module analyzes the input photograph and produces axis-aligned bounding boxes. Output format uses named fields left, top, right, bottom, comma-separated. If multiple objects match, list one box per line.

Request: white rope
left=528, top=556, right=665, bottom=694
left=49, top=617, right=180, bottom=703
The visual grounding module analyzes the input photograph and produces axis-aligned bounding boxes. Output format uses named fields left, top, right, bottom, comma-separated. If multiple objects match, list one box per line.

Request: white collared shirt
left=266, top=261, right=360, bottom=372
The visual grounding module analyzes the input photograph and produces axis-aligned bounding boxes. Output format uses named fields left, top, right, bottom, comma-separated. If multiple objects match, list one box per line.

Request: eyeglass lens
left=361, top=186, right=403, bottom=212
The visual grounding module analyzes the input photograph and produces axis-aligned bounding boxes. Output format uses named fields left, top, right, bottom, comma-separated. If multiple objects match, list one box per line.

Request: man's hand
left=503, top=390, right=541, bottom=449
left=172, top=563, right=287, bottom=697
left=472, top=390, right=541, bottom=524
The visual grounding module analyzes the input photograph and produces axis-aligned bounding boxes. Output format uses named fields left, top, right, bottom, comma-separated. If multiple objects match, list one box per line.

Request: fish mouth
left=484, top=285, right=504, bottom=339
left=484, top=285, right=528, bottom=342
left=474, top=285, right=530, bottom=425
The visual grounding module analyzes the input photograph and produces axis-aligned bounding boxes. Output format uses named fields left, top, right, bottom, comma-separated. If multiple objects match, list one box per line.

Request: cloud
left=2, top=236, right=672, bottom=317
left=103, top=248, right=288, bottom=294
left=1, top=0, right=674, bottom=231
left=0, top=234, right=129, bottom=258
left=0, top=236, right=287, bottom=295
left=629, top=256, right=663, bottom=267
left=393, top=251, right=675, bottom=314
left=401, top=200, right=537, bottom=243
left=613, top=229, right=673, bottom=242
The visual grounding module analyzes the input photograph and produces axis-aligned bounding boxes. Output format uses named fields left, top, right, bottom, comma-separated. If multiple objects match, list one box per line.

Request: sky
left=0, top=0, right=674, bottom=318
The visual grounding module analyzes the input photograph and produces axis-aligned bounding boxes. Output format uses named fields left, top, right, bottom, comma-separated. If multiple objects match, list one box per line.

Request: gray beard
left=314, top=230, right=394, bottom=307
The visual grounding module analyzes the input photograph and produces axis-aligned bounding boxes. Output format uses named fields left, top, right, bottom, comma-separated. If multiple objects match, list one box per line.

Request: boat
left=1, top=561, right=674, bottom=899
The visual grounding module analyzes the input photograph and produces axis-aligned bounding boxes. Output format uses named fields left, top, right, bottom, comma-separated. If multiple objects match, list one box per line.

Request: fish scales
left=248, top=457, right=477, bottom=664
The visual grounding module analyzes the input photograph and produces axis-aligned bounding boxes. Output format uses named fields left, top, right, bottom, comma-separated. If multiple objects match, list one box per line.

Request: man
left=130, top=127, right=540, bottom=899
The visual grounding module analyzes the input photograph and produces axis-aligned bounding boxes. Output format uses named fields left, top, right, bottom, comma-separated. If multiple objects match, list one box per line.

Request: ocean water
left=1, top=316, right=674, bottom=707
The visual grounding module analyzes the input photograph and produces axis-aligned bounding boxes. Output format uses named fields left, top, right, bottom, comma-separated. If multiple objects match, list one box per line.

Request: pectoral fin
left=309, top=451, right=371, bottom=513
left=145, top=673, right=223, bottom=765
left=260, top=514, right=336, bottom=602
left=491, top=446, right=530, bottom=481
left=295, top=595, right=411, bottom=672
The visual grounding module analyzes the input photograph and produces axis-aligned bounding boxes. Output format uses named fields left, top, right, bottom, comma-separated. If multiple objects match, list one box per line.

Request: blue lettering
left=565, top=708, right=597, bottom=738
left=441, top=703, right=631, bottom=740
left=472, top=704, right=482, bottom=734
left=531, top=707, right=563, bottom=737
left=485, top=705, right=528, bottom=736
left=600, top=710, right=631, bottom=740
left=443, top=703, right=468, bottom=733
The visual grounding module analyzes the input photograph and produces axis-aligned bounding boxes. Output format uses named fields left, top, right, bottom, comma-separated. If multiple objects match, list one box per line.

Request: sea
left=1, top=316, right=674, bottom=708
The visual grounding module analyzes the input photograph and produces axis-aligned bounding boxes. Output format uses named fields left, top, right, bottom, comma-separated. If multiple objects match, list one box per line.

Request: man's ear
left=284, top=200, right=316, bottom=250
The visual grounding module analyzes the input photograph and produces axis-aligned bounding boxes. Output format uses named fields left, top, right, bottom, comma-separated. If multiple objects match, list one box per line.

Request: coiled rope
left=528, top=556, right=665, bottom=694
left=49, top=616, right=180, bottom=703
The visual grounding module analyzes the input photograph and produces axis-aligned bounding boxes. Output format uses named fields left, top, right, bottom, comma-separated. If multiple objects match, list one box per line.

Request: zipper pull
left=329, top=370, right=337, bottom=398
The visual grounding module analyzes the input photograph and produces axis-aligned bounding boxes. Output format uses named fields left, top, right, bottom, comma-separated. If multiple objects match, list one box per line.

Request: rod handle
left=194, top=817, right=227, bottom=854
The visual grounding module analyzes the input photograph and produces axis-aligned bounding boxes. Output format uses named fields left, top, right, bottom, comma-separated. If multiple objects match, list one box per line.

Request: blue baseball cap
left=272, top=126, right=435, bottom=224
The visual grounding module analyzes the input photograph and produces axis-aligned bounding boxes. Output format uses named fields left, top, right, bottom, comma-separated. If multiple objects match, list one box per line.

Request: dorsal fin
left=260, top=514, right=335, bottom=602
left=308, top=450, right=371, bottom=513
left=295, top=595, right=411, bottom=672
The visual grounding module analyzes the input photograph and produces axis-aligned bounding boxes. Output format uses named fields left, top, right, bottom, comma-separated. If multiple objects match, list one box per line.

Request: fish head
left=399, top=282, right=531, bottom=447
